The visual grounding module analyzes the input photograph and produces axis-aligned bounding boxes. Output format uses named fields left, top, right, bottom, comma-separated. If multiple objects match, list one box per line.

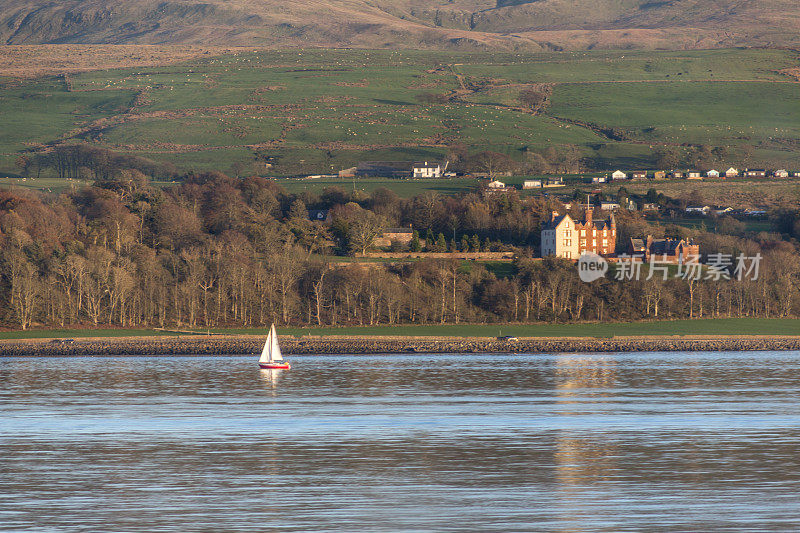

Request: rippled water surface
left=3, top=352, right=800, bottom=531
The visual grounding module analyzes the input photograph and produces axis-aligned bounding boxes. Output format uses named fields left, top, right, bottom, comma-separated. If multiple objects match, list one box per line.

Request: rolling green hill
left=0, top=48, right=798, bottom=177
left=1, top=0, right=800, bottom=50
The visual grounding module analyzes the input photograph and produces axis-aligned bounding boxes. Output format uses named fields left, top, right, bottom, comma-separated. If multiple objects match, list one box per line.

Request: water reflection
left=258, top=368, right=285, bottom=393
left=2, top=353, right=800, bottom=531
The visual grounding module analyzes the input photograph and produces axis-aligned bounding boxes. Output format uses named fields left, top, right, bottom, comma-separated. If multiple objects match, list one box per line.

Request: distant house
left=629, top=236, right=700, bottom=264
left=308, top=209, right=330, bottom=222
left=774, top=169, right=789, bottom=178
left=744, top=169, right=766, bottom=178
left=611, top=170, right=627, bottom=180
left=641, top=203, right=660, bottom=211
left=338, top=166, right=357, bottom=178
left=706, top=169, right=720, bottom=178
left=744, top=209, right=767, bottom=217
left=591, top=176, right=607, bottom=184
left=485, top=180, right=515, bottom=193
left=725, top=167, right=739, bottom=178
left=653, top=171, right=667, bottom=180
left=685, top=205, right=711, bottom=215
left=374, top=228, right=414, bottom=247
left=543, top=177, right=565, bottom=188
left=523, top=180, right=542, bottom=189
left=793, top=172, right=800, bottom=178
left=600, top=201, right=620, bottom=211
left=713, top=206, right=734, bottom=215
left=412, top=161, right=446, bottom=178
left=686, top=170, right=703, bottom=180
left=631, top=171, right=647, bottom=180
left=669, top=171, right=684, bottom=179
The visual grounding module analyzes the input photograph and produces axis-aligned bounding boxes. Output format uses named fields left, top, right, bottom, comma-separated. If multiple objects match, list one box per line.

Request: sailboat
left=258, top=324, right=290, bottom=369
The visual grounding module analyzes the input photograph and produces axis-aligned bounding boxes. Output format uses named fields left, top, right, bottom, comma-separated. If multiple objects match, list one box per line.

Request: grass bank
left=2, top=318, right=799, bottom=340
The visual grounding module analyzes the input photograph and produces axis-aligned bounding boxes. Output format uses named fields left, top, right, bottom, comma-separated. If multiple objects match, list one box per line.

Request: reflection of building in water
left=554, top=356, right=618, bottom=489
left=555, top=356, right=617, bottom=399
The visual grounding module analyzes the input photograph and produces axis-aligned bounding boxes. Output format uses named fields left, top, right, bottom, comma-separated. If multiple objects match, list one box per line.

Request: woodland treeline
left=1, top=169, right=800, bottom=330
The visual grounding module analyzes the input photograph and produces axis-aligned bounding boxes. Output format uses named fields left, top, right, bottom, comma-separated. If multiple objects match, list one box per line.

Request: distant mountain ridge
left=2, top=0, right=799, bottom=50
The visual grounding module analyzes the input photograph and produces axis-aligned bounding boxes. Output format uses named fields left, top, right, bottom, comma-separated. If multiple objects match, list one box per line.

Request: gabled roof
left=412, top=161, right=441, bottom=169
left=542, top=213, right=571, bottom=231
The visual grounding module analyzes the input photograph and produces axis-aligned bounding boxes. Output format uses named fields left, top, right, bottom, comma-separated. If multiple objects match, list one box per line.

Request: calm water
left=3, top=352, right=800, bottom=531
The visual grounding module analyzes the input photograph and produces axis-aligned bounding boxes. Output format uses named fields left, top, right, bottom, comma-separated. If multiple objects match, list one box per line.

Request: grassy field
left=1, top=48, right=798, bottom=177
left=2, top=318, right=799, bottom=340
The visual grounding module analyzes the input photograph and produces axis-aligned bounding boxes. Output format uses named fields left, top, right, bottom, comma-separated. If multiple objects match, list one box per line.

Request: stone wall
left=3, top=335, right=800, bottom=356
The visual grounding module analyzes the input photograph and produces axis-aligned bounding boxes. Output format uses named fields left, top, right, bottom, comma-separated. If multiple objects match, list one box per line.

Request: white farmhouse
left=412, top=161, right=445, bottom=178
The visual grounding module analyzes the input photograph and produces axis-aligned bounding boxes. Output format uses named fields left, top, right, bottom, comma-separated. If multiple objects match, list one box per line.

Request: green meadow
left=2, top=318, right=799, bottom=340
left=0, top=48, right=798, bottom=177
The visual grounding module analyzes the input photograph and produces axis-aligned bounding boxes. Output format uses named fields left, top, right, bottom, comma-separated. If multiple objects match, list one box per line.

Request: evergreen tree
left=409, top=230, right=422, bottom=252
left=435, top=233, right=447, bottom=252
left=425, top=229, right=435, bottom=251
left=470, top=234, right=481, bottom=252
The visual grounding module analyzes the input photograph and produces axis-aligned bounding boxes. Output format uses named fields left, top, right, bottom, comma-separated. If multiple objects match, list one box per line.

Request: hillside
left=2, top=0, right=800, bottom=51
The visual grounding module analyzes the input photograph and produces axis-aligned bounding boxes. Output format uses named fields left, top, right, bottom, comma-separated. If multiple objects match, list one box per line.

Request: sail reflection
left=259, top=368, right=285, bottom=393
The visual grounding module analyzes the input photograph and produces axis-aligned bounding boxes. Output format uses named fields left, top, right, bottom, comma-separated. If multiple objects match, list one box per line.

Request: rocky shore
left=2, top=334, right=800, bottom=356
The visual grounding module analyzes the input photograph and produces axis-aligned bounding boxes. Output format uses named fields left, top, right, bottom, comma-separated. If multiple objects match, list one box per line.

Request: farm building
left=600, top=201, right=620, bottom=211
left=773, top=169, right=789, bottom=178
left=485, top=180, right=515, bottom=194
left=706, top=169, right=720, bottom=178
left=543, top=178, right=565, bottom=188
left=631, top=171, right=647, bottom=180
left=669, top=171, right=684, bottom=179
left=744, top=169, right=766, bottom=178
left=725, top=167, right=739, bottom=178
left=523, top=180, right=542, bottom=189
left=653, top=171, right=666, bottom=180
left=611, top=170, right=627, bottom=180
left=686, top=171, right=703, bottom=180
left=375, top=228, right=414, bottom=247
left=686, top=205, right=711, bottom=215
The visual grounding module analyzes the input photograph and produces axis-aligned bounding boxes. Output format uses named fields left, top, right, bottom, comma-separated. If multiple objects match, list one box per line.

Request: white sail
left=269, top=324, right=283, bottom=361
left=259, top=324, right=283, bottom=363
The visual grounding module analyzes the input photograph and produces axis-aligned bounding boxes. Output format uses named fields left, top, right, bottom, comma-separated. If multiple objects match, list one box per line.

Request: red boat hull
left=259, top=362, right=290, bottom=369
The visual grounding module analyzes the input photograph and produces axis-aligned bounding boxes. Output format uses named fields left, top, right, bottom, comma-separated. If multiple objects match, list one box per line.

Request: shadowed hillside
left=1, top=0, right=800, bottom=50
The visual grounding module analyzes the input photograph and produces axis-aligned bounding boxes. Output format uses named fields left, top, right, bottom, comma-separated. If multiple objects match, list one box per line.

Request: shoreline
left=2, top=334, right=800, bottom=356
